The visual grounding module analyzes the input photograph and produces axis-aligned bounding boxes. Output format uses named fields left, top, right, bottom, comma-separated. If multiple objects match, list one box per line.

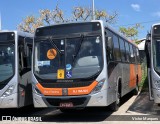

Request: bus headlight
left=155, top=81, right=160, bottom=89
left=33, top=85, right=42, bottom=95
left=34, top=88, right=42, bottom=95
left=91, top=79, right=105, bottom=94
left=2, top=85, right=15, bottom=97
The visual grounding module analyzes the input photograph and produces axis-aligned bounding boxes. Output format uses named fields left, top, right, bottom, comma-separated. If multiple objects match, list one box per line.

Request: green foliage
left=17, top=4, right=118, bottom=33
left=138, top=62, right=148, bottom=92
left=119, top=24, right=143, bottom=42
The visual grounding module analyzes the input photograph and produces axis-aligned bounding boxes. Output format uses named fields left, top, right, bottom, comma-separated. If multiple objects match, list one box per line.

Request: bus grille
left=40, top=81, right=92, bottom=88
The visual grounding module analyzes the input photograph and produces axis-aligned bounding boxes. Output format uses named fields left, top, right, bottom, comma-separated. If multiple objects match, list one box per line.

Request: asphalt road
left=0, top=91, right=160, bottom=123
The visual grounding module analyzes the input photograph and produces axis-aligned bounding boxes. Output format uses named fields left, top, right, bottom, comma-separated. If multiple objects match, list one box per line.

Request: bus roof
left=36, top=20, right=137, bottom=47
left=101, top=20, right=137, bottom=47
left=0, top=30, right=33, bottom=38
left=152, top=23, right=160, bottom=28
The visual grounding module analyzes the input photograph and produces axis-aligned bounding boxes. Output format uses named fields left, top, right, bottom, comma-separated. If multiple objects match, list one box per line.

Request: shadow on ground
left=42, top=107, right=113, bottom=122
left=41, top=92, right=135, bottom=122
left=0, top=82, right=146, bottom=122
left=127, top=77, right=160, bottom=115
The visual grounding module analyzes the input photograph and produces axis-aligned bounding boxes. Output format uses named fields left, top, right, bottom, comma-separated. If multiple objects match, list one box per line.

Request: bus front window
left=34, top=36, right=103, bottom=80
left=0, top=44, right=15, bottom=82
left=66, top=36, right=103, bottom=79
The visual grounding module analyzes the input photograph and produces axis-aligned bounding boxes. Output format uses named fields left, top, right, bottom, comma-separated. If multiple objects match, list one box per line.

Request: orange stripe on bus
left=36, top=81, right=98, bottom=96
left=36, top=83, right=62, bottom=96
left=129, top=64, right=136, bottom=88
left=138, top=64, right=142, bottom=84
left=68, top=81, right=98, bottom=96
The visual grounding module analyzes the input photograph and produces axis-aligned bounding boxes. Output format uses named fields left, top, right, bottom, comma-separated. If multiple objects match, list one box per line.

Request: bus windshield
left=0, top=43, right=15, bottom=82
left=34, top=36, right=103, bottom=80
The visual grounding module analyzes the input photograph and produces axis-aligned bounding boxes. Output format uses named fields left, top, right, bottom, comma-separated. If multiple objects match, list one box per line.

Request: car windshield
left=34, top=36, right=103, bottom=80
left=0, top=43, right=15, bottom=82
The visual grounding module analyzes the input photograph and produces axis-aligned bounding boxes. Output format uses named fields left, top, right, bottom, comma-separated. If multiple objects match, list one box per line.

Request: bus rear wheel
left=133, top=77, right=139, bottom=95
left=133, top=83, right=139, bottom=95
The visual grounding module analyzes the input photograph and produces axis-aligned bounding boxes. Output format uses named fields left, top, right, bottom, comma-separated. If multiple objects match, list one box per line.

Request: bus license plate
left=60, top=102, right=73, bottom=108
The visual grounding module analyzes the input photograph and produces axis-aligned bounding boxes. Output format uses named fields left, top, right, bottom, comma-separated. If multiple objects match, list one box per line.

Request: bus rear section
left=0, top=31, right=33, bottom=108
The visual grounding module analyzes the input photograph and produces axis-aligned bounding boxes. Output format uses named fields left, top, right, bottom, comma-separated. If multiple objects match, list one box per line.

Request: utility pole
left=0, top=12, right=1, bottom=30
left=92, top=0, right=95, bottom=20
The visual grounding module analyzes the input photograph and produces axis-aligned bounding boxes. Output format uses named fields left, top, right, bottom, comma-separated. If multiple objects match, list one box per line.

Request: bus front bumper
left=33, top=89, right=107, bottom=108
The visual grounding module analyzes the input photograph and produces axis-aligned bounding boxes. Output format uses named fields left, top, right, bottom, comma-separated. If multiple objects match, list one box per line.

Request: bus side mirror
left=146, top=33, right=151, bottom=43
left=24, top=38, right=31, bottom=57
left=105, top=37, right=113, bottom=62
left=106, top=37, right=112, bottom=50
left=23, top=38, right=27, bottom=57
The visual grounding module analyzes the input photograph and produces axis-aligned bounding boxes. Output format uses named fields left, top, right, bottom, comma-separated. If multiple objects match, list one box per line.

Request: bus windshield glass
left=0, top=43, right=15, bottom=82
left=153, top=38, right=160, bottom=72
left=34, top=36, right=103, bottom=80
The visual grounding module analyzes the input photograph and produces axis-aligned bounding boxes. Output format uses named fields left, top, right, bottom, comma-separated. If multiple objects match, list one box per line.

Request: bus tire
left=133, top=77, right=139, bottom=95
left=110, top=84, right=121, bottom=111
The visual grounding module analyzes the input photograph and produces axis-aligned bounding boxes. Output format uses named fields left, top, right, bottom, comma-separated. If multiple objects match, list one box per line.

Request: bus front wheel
left=110, top=89, right=120, bottom=111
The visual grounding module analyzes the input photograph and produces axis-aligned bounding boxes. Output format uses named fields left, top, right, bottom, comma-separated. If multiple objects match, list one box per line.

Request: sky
left=0, top=0, right=160, bottom=39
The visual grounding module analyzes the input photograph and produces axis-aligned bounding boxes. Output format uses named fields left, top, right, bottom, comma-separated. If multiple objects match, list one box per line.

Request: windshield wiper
left=72, top=35, right=84, bottom=65
left=49, top=38, right=62, bottom=54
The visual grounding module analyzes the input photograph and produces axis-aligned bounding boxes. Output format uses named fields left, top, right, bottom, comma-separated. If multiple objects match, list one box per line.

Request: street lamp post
left=0, top=12, right=1, bottom=30
left=92, top=0, right=95, bottom=20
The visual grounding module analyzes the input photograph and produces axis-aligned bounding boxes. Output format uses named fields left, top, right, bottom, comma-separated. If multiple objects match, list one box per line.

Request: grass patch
left=138, top=62, right=148, bottom=92
left=139, top=76, right=148, bottom=92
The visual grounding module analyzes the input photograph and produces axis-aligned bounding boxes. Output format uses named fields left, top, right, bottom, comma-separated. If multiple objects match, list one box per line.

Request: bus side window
left=133, top=46, right=137, bottom=64
left=25, top=37, right=33, bottom=69
left=132, top=46, right=136, bottom=63
left=136, top=48, right=140, bottom=64
left=129, top=44, right=133, bottom=63
left=105, top=29, right=114, bottom=62
left=18, top=36, right=25, bottom=72
left=18, top=36, right=33, bottom=73
left=125, top=42, right=130, bottom=62
left=106, top=36, right=114, bottom=61
left=130, top=44, right=135, bottom=63
left=119, top=38, right=126, bottom=62
left=113, top=34, right=121, bottom=61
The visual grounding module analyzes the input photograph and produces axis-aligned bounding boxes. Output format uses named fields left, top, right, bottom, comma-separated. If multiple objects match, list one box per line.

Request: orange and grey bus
left=146, top=23, right=160, bottom=104
left=0, top=31, right=33, bottom=108
left=32, top=20, right=142, bottom=111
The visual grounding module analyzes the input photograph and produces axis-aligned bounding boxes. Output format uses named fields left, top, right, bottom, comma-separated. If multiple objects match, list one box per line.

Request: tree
left=18, top=4, right=118, bottom=33
left=119, top=24, right=143, bottom=42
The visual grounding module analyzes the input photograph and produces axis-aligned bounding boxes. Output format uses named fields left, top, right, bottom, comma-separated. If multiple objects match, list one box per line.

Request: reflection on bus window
left=0, top=44, right=14, bottom=82
left=34, top=36, right=103, bottom=79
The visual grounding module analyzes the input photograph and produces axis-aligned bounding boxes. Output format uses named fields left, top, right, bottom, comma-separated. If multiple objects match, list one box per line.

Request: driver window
left=105, top=29, right=114, bottom=62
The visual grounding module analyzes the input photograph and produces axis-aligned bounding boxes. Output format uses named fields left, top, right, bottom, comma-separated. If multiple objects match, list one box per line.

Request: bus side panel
left=129, top=64, right=136, bottom=89
left=18, top=71, right=33, bottom=107
left=138, top=64, right=142, bottom=84
left=107, top=62, right=116, bottom=105
left=121, top=63, right=130, bottom=96
left=107, top=62, right=122, bottom=105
